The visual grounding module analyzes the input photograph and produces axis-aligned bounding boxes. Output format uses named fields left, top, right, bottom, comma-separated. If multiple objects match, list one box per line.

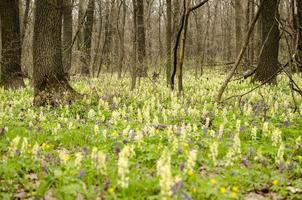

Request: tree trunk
left=118, top=0, right=127, bottom=78
left=33, top=0, right=78, bottom=106
left=166, top=0, right=172, bottom=85
left=0, top=0, right=25, bottom=89
left=62, top=0, right=73, bottom=76
left=81, top=0, right=95, bottom=76
left=297, top=0, right=302, bottom=70
left=131, top=0, right=138, bottom=90
left=136, top=0, right=147, bottom=77
left=77, top=0, right=85, bottom=51
left=234, top=0, right=243, bottom=56
left=253, top=0, right=280, bottom=84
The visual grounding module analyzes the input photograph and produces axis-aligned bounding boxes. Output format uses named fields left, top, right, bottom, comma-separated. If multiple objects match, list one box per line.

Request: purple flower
left=242, top=158, right=248, bottom=167
left=77, top=170, right=85, bottom=179
left=103, top=179, right=110, bottom=191
left=179, top=162, right=185, bottom=171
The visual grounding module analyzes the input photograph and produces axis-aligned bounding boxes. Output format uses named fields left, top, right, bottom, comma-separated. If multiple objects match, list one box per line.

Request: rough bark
left=33, top=0, right=78, bottom=106
left=136, top=0, right=147, bottom=77
left=77, top=0, right=85, bottom=50
left=0, top=0, right=25, bottom=90
left=253, top=0, right=280, bottom=84
left=62, top=0, right=73, bottom=75
left=166, top=0, right=172, bottom=85
left=81, top=0, right=95, bottom=75
left=297, top=0, right=302, bottom=69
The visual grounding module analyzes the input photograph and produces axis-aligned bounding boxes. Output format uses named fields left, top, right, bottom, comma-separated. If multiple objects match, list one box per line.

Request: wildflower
left=94, top=124, right=100, bottom=135
left=271, top=128, right=282, bottom=147
left=272, top=179, right=279, bottom=185
left=88, top=109, right=96, bottom=119
left=91, top=147, right=107, bottom=174
left=225, top=131, right=241, bottom=166
left=31, top=143, right=40, bottom=159
left=8, top=136, right=21, bottom=156
left=74, top=152, right=83, bottom=167
left=276, top=143, right=285, bottom=165
left=157, top=150, right=173, bottom=199
left=220, top=187, right=226, bottom=193
left=232, top=186, right=239, bottom=192
left=186, top=150, right=198, bottom=173
left=262, top=122, right=269, bottom=137
left=209, top=142, right=219, bottom=166
left=210, top=178, right=217, bottom=185
left=108, top=187, right=115, bottom=194
left=118, top=145, right=134, bottom=188
left=20, top=137, right=28, bottom=154
left=59, top=149, right=70, bottom=164
left=251, top=126, right=257, bottom=140
left=42, top=143, right=50, bottom=150
left=231, top=192, right=237, bottom=198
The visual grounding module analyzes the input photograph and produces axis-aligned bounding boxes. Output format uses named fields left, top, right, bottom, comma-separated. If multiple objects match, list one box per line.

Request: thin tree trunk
left=118, top=0, right=127, bottom=78
left=81, top=0, right=95, bottom=76
left=166, top=0, right=172, bottom=85
left=0, top=0, right=25, bottom=89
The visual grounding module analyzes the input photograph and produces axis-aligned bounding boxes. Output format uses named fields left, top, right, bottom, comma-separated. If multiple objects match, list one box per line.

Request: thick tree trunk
left=166, top=0, right=172, bottom=85
left=253, top=0, right=280, bottom=84
left=33, top=0, right=78, bottom=106
left=62, top=0, right=73, bottom=76
left=81, top=0, right=95, bottom=76
left=0, top=0, right=25, bottom=90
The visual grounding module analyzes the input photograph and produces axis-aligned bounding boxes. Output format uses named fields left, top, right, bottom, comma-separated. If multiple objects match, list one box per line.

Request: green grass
left=0, top=72, right=302, bottom=199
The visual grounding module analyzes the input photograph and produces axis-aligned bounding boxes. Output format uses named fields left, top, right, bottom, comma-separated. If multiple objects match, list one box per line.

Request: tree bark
left=118, top=0, right=127, bottom=78
left=234, top=0, right=243, bottom=56
left=253, top=0, right=280, bottom=84
left=166, top=0, right=172, bottom=85
left=0, top=0, right=25, bottom=90
left=81, top=0, right=95, bottom=76
left=297, top=0, right=302, bottom=70
left=136, top=0, right=147, bottom=78
left=62, top=0, right=73, bottom=76
left=33, top=0, right=78, bottom=106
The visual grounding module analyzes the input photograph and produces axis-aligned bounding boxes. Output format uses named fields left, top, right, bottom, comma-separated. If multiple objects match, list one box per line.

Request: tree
left=0, top=0, right=25, bottom=89
left=33, top=0, right=78, bottom=106
left=166, top=0, right=172, bottom=85
left=297, top=0, right=302, bottom=70
left=253, top=0, right=280, bottom=84
left=234, top=0, right=243, bottom=56
left=81, top=0, right=95, bottom=75
left=118, top=0, right=127, bottom=78
left=62, top=0, right=73, bottom=76
left=136, top=0, right=147, bottom=77
left=131, top=0, right=147, bottom=89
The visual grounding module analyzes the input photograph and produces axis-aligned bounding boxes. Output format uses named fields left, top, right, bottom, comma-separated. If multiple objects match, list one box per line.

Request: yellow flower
left=298, top=155, right=302, bottom=162
left=191, top=187, right=197, bottom=193
left=187, top=170, right=194, bottom=176
left=108, top=187, right=115, bottom=194
left=231, top=192, right=237, bottom=198
left=155, top=129, right=160, bottom=134
left=272, top=180, right=279, bottom=185
left=210, top=178, right=217, bottom=185
left=232, top=186, right=239, bottom=192
left=220, top=187, right=226, bottom=193
left=42, top=143, right=50, bottom=150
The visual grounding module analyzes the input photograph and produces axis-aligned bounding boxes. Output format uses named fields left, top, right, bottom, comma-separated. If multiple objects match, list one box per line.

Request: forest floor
left=0, top=71, right=302, bottom=199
